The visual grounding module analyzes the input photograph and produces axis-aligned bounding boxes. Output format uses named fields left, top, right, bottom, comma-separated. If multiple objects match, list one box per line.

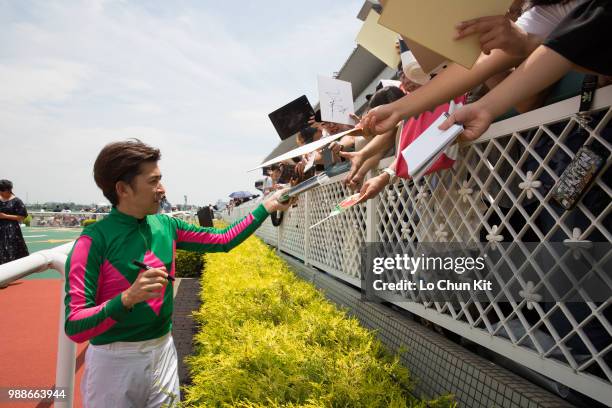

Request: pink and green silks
left=64, top=204, right=269, bottom=345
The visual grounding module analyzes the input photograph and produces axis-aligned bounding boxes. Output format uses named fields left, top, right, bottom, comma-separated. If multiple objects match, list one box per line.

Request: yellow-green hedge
left=175, top=250, right=205, bottom=278
left=81, top=218, right=97, bottom=227
left=182, top=234, right=454, bottom=407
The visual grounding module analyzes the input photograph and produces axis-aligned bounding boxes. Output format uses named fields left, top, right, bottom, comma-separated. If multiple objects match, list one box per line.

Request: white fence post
left=303, top=191, right=311, bottom=266
left=366, top=170, right=379, bottom=244
left=0, top=243, right=76, bottom=408
left=53, top=253, right=76, bottom=408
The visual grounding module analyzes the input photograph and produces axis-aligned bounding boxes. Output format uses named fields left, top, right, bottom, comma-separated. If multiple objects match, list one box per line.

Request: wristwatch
left=381, top=167, right=397, bottom=184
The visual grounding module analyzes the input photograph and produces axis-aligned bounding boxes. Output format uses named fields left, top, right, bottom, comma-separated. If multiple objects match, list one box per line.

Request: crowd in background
left=258, top=0, right=610, bottom=211
left=249, top=0, right=612, bottom=373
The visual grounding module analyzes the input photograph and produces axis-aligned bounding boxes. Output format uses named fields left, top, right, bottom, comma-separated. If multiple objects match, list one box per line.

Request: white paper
left=317, top=75, right=355, bottom=126
left=249, top=127, right=359, bottom=171
left=400, top=51, right=429, bottom=85
left=401, top=113, right=463, bottom=181
left=303, top=152, right=316, bottom=173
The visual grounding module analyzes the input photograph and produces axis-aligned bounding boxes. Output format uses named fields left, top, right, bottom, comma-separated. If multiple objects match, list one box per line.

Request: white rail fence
left=0, top=242, right=75, bottom=408
left=27, top=212, right=107, bottom=227
left=27, top=211, right=198, bottom=228
left=0, top=211, right=199, bottom=408
left=225, top=85, right=612, bottom=405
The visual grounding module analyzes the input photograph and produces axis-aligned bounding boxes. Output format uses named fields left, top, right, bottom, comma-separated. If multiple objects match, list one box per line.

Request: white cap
left=401, top=51, right=429, bottom=85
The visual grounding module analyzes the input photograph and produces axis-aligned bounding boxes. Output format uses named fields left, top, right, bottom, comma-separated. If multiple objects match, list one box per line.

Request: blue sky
left=0, top=0, right=364, bottom=205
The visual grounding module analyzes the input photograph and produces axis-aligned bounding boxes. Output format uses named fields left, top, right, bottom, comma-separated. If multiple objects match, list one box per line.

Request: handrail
left=471, top=83, right=612, bottom=145
left=0, top=210, right=198, bottom=407
left=0, top=242, right=76, bottom=408
left=0, top=241, right=73, bottom=286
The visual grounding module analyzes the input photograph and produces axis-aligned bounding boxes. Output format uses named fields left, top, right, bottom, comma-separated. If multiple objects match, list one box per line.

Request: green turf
left=21, top=227, right=82, bottom=280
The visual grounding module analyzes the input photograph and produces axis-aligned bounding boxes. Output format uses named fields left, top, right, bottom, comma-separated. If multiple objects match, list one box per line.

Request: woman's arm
left=361, top=50, right=525, bottom=135
left=357, top=128, right=396, bottom=160
left=0, top=213, right=25, bottom=222
left=338, top=128, right=397, bottom=189
left=361, top=11, right=548, bottom=135
left=440, top=46, right=574, bottom=140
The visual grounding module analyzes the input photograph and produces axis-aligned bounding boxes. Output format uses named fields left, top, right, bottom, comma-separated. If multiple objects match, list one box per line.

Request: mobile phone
left=552, top=145, right=606, bottom=210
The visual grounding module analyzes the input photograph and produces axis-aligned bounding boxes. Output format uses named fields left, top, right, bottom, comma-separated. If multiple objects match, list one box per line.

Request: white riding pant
left=81, top=332, right=180, bottom=408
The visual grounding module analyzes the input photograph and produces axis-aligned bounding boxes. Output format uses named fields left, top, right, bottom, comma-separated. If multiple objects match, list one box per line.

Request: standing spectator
left=159, top=195, right=172, bottom=213
left=269, top=165, right=282, bottom=191
left=262, top=166, right=277, bottom=195
left=0, top=179, right=29, bottom=266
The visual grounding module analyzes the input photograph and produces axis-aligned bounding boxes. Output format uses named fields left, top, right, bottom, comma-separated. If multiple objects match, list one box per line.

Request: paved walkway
left=171, top=278, right=201, bottom=385
left=0, top=279, right=88, bottom=407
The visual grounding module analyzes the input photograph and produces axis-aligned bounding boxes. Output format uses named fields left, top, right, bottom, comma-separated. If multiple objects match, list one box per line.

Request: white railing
left=167, top=211, right=198, bottom=225
left=28, top=211, right=198, bottom=228
left=28, top=212, right=107, bottom=228
left=1, top=211, right=199, bottom=407
left=0, top=242, right=76, bottom=408
left=225, top=84, right=612, bottom=405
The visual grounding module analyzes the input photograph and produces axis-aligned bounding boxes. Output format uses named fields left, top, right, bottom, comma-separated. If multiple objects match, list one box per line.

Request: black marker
left=132, top=259, right=175, bottom=281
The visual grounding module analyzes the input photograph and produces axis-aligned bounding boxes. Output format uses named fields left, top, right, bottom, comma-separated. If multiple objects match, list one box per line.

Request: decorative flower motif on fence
left=415, top=186, right=429, bottom=209
left=434, top=224, right=448, bottom=241
left=387, top=190, right=397, bottom=202
left=486, top=225, right=503, bottom=249
left=519, top=281, right=542, bottom=310
left=458, top=181, right=474, bottom=203
left=518, top=171, right=542, bottom=200
left=401, top=223, right=411, bottom=239
left=563, top=227, right=592, bottom=260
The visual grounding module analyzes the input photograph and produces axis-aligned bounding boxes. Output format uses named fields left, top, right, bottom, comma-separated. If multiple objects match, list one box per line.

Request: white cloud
left=1, top=0, right=364, bottom=205
left=0, top=60, right=91, bottom=104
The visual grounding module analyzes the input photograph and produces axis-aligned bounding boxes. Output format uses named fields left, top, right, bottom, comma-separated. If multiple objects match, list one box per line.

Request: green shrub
left=23, top=215, right=32, bottom=227
left=81, top=219, right=97, bottom=227
left=182, top=234, right=455, bottom=407
left=175, top=250, right=205, bottom=278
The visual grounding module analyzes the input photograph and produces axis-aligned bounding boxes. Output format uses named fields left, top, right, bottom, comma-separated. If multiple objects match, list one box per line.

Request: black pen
left=132, top=259, right=175, bottom=281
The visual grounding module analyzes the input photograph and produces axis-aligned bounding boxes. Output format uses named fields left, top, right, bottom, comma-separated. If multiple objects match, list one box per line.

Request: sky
left=0, top=0, right=364, bottom=206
